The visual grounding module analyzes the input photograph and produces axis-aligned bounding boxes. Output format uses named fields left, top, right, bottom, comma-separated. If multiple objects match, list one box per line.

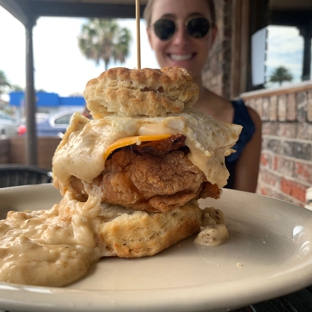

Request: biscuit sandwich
left=52, top=67, right=242, bottom=258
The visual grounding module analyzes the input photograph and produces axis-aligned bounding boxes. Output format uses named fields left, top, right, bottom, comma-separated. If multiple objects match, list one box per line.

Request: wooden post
left=299, top=24, right=312, bottom=81
left=136, top=0, right=141, bottom=69
left=25, top=17, right=38, bottom=165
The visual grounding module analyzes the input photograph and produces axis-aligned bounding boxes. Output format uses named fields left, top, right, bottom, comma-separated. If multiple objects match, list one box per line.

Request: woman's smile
left=168, top=53, right=195, bottom=61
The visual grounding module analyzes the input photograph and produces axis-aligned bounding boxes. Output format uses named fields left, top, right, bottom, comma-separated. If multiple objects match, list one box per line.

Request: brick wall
left=203, top=0, right=232, bottom=98
left=242, top=82, right=312, bottom=207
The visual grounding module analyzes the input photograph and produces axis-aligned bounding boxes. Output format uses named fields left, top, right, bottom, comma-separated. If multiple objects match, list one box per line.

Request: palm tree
left=0, top=70, right=11, bottom=98
left=78, top=19, right=132, bottom=71
left=11, top=84, right=24, bottom=91
left=269, top=66, right=293, bottom=86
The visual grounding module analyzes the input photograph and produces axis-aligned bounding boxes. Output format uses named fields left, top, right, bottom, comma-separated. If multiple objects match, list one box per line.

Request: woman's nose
left=171, top=24, right=191, bottom=45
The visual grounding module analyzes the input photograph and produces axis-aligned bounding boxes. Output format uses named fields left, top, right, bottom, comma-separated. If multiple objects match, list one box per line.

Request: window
left=54, top=114, right=73, bottom=125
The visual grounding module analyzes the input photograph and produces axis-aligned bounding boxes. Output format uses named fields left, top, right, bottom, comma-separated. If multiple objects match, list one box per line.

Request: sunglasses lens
left=153, top=19, right=176, bottom=40
left=187, top=17, right=210, bottom=38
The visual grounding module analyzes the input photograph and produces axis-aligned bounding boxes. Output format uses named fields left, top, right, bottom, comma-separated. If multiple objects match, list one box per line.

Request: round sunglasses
left=152, top=17, right=212, bottom=41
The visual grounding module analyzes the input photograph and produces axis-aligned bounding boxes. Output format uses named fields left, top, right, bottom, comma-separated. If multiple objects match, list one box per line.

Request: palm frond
left=78, top=18, right=132, bottom=70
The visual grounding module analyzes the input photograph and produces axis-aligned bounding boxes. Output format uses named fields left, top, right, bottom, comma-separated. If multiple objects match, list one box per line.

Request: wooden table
left=232, top=286, right=312, bottom=311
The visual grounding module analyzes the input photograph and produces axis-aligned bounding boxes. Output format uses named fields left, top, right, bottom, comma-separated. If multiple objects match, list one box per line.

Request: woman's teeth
left=170, top=54, right=192, bottom=61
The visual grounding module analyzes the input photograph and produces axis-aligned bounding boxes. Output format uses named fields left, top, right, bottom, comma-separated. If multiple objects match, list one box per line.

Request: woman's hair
left=143, top=0, right=216, bottom=26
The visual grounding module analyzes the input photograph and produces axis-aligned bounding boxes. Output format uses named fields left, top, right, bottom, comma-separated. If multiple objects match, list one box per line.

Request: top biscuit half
left=83, top=67, right=199, bottom=118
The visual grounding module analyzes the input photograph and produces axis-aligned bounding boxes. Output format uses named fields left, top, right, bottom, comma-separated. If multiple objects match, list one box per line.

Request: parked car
left=17, top=113, right=49, bottom=135
left=0, top=111, right=18, bottom=136
left=37, top=110, right=79, bottom=137
left=18, top=110, right=80, bottom=137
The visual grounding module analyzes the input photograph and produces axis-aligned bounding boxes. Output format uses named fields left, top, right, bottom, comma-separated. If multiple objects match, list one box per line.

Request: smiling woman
left=143, top=0, right=262, bottom=193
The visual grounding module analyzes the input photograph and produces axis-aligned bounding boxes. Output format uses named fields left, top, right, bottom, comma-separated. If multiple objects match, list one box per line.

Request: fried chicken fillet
left=70, top=134, right=220, bottom=213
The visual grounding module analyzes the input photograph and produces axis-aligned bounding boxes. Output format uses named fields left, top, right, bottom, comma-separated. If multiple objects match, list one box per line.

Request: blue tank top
left=224, top=99, right=255, bottom=189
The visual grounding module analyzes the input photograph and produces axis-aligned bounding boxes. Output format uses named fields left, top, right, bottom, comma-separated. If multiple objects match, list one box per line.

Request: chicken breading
left=70, top=135, right=220, bottom=213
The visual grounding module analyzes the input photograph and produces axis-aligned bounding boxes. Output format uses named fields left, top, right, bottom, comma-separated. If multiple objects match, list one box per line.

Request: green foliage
left=269, top=66, right=293, bottom=86
left=11, top=84, right=24, bottom=91
left=78, top=19, right=132, bottom=71
left=0, top=69, right=11, bottom=96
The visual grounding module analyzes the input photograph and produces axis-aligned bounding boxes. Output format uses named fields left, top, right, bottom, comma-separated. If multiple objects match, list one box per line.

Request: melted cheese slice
left=53, top=109, right=242, bottom=192
left=103, top=134, right=172, bottom=162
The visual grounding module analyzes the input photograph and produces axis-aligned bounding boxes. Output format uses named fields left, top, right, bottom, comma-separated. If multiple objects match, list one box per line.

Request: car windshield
left=0, top=112, right=15, bottom=122
left=54, top=113, right=74, bottom=125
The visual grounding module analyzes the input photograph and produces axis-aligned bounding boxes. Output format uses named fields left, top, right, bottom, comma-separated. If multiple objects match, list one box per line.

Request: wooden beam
left=270, top=10, right=312, bottom=27
left=231, top=0, right=250, bottom=97
left=245, top=0, right=270, bottom=92
left=0, top=0, right=30, bottom=26
left=299, top=24, right=312, bottom=81
left=28, top=2, right=146, bottom=18
left=1, top=0, right=147, bottom=25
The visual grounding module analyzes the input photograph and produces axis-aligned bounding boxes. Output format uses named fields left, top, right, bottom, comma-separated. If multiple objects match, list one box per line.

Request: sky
left=265, top=25, right=306, bottom=86
left=0, top=6, right=159, bottom=97
left=0, top=6, right=309, bottom=97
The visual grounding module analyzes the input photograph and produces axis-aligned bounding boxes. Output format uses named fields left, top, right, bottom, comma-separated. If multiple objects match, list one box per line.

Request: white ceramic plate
left=0, top=184, right=312, bottom=312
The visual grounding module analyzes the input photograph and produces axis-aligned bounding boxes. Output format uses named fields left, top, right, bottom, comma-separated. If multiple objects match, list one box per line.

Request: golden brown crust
left=99, top=201, right=203, bottom=258
left=69, top=147, right=214, bottom=213
left=83, top=67, right=199, bottom=118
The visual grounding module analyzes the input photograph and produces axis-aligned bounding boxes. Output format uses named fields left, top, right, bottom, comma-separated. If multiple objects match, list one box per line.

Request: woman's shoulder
left=231, top=98, right=259, bottom=128
left=246, top=105, right=262, bottom=128
left=229, top=98, right=257, bottom=155
left=198, top=90, right=234, bottom=122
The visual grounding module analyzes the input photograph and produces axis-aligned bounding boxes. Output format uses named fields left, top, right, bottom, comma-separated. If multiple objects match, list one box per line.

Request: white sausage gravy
left=0, top=189, right=228, bottom=287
